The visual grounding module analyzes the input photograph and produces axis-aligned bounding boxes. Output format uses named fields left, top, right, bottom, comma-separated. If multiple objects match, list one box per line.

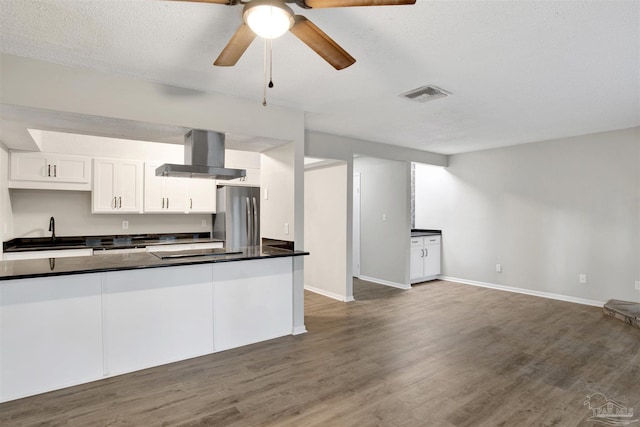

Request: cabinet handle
left=425, top=248, right=428, bottom=258
left=53, top=165, right=57, bottom=177
left=421, top=249, right=425, bottom=257
left=190, top=198, right=193, bottom=209
left=113, top=196, right=117, bottom=209
left=167, top=198, right=169, bottom=209
left=162, top=197, right=165, bottom=209
left=47, top=164, right=51, bottom=177
left=118, top=196, right=122, bottom=208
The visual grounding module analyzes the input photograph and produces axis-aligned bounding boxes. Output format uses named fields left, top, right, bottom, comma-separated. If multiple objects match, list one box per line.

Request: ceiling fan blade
left=304, top=0, right=415, bottom=8
left=290, top=16, right=355, bottom=70
left=167, top=0, right=235, bottom=4
left=214, top=23, right=256, bottom=66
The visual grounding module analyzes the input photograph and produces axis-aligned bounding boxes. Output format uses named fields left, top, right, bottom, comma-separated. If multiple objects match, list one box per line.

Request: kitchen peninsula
left=0, top=242, right=308, bottom=403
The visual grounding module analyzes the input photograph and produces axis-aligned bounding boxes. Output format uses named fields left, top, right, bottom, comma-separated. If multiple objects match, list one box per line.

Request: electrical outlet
left=284, top=223, right=289, bottom=235
left=201, top=220, right=207, bottom=227
left=635, top=281, right=640, bottom=291
left=496, top=264, right=502, bottom=273
left=264, top=188, right=269, bottom=200
left=382, top=214, right=387, bottom=221
left=122, top=221, right=129, bottom=230
left=579, top=274, right=587, bottom=284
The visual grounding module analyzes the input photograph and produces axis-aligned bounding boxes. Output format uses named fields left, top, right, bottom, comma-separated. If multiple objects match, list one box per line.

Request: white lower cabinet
left=2, top=248, right=93, bottom=260
left=410, top=235, right=441, bottom=284
left=213, top=257, right=293, bottom=351
left=0, top=274, right=104, bottom=402
left=104, top=265, right=214, bottom=376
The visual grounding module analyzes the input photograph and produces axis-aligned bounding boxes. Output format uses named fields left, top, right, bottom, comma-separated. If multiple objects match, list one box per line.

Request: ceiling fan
left=168, top=0, right=416, bottom=70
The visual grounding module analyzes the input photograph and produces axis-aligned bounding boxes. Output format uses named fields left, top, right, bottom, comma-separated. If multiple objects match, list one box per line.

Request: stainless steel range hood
left=156, top=130, right=246, bottom=180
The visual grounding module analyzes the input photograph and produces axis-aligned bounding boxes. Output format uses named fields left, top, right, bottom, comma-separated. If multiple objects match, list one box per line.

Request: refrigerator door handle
left=252, top=197, right=258, bottom=246
left=246, top=196, right=251, bottom=247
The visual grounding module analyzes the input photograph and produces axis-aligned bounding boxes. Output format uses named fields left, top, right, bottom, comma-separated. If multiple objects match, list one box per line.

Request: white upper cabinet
left=143, top=163, right=188, bottom=213
left=143, top=163, right=216, bottom=213
left=92, top=158, right=144, bottom=213
left=9, top=151, right=92, bottom=190
left=224, top=150, right=260, bottom=187
left=186, top=178, right=217, bottom=213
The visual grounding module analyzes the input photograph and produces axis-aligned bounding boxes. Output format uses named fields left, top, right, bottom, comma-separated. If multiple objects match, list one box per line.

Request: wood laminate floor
left=2, top=279, right=639, bottom=426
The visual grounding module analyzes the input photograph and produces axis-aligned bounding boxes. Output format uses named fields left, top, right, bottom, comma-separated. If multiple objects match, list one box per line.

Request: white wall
left=304, top=163, right=350, bottom=301
left=415, top=127, right=640, bottom=303
left=261, top=142, right=295, bottom=242
left=354, top=157, right=411, bottom=288
left=0, top=143, right=15, bottom=252
left=10, top=190, right=210, bottom=238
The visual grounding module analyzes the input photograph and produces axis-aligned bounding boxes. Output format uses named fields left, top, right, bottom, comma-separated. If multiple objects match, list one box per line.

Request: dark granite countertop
left=411, top=229, right=442, bottom=237
left=0, top=246, right=309, bottom=281
left=3, top=232, right=223, bottom=253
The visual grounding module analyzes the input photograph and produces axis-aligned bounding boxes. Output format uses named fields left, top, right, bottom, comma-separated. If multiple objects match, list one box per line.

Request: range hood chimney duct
left=155, top=130, right=246, bottom=180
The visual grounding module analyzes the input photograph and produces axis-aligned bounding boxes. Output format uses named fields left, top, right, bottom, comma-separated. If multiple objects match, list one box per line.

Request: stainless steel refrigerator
left=213, top=186, right=260, bottom=251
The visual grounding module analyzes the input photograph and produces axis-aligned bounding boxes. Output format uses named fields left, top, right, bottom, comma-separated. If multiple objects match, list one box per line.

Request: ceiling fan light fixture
left=243, top=1, right=294, bottom=39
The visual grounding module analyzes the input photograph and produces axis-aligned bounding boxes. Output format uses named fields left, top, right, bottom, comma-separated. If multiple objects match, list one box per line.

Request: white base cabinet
left=410, top=235, right=441, bottom=284
left=2, top=248, right=93, bottom=260
left=0, top=257, right=295, bottom=402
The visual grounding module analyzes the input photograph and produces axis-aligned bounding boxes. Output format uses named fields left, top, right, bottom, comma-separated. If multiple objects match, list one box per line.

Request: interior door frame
left=353, top=172, right=361, bottom=278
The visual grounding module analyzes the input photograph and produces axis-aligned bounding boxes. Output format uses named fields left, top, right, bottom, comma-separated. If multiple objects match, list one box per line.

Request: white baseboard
left=304, top=285, right=354, bottom=302
left=439, top=276, right=605, bottom=307
left=292, top=325, right=307, bottom=335
left=358, top=275, right=410, bottom=290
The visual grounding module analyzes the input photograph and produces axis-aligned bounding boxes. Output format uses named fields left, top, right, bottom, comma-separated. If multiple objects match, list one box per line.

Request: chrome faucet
left=48, top=216, right=56, bottom=243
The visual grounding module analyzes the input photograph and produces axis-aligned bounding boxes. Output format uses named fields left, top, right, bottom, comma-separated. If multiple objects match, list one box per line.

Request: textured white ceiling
left=1, top=0, right=638, bottom=154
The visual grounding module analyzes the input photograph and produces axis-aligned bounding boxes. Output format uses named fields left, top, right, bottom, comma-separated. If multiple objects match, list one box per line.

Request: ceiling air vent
left=400, top=85, right=451, bottom=103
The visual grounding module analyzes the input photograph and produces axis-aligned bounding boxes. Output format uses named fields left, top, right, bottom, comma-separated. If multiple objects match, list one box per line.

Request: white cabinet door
left=50, top=154, right=91, bottom=183
left=0, top=274, right=104, bottom=402
left=92, top=158, right=118, bottom=212
left=119, top=160, right=144, bottom=212
left=410, top=236, right=441, bottom=283
left=423, top=236, right=441, bottom=278
left=92, top=158, right=143, bottom=213
left=143, top=163, right=165, bottom=212
left=187, top=179, right=217, bottom=213
left=410, top=244, right=425, bottom=282
left=9, top=152, right=91, bottom=190
left=143, top=163, right=188, bottom=213
left=213, top=257, right=293, bottom=352
left=10, top=152, right=49, bottom=182
left=423, top=243, right=441, bottom=278
left=103, top=265, right=214, bottom=376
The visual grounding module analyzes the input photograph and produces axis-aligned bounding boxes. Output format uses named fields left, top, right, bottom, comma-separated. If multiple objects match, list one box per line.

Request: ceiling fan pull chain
left=262, top=37, right=268, bottom=107
left=268, top=38, right=274, bottom=89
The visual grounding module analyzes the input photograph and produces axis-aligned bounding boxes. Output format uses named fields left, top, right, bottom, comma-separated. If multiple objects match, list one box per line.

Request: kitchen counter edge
left=0, top=248, right=309, bottom=281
